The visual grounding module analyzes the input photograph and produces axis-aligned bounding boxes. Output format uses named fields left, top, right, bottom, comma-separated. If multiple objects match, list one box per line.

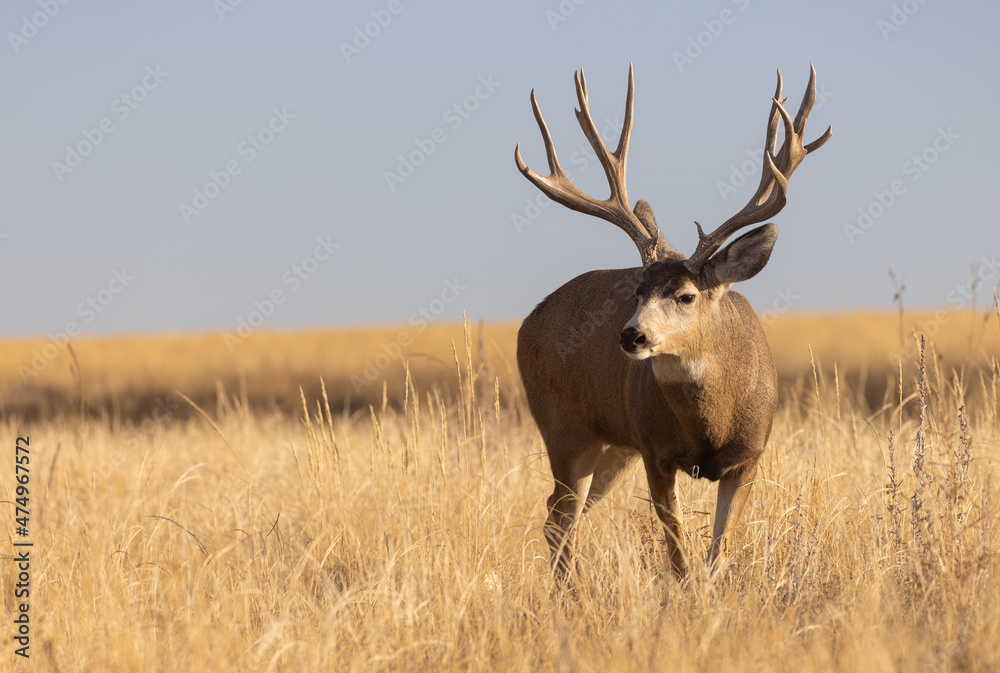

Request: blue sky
left=1, top=0, right=997, bottom=339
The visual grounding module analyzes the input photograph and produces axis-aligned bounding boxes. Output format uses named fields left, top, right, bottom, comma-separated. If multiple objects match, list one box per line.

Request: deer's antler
left=515, top=65, right=677, bottom=266
left=684, top=65, right=832, bottom=273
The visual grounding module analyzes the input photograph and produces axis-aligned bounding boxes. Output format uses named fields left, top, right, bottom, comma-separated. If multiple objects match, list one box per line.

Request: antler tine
left=684, top=66, right=832, bottom=273
left=515, top=66, right=675, bottom=266
left=794, top=65, right=834, bottom=157
left=763, top=69, right=783, bottom=165
left=617, top=64, right=636, bottom=157
left=514, top=89, right=561, bottom=180
left=792, top=64, right=816, bottom=136
left=573, top=65, right=635, bottom=176
left=750, top=69, right=785, bottom=208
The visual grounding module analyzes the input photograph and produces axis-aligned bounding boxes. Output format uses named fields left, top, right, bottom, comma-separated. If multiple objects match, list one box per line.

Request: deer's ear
left=707, top=224, right=777, bottom=285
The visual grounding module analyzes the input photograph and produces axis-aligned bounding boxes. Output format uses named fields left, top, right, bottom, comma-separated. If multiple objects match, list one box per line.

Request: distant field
left=1, top=310, right=996, bottom=423
left=2, top=308, right=999, bottom=671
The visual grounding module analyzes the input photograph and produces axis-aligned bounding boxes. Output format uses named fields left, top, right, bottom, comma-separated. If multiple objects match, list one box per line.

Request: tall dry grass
left=0, top=323, right=521, bottom=422
left=2, top=310, right=996, bottom=422
left=2, top=310, right=999, bottom=671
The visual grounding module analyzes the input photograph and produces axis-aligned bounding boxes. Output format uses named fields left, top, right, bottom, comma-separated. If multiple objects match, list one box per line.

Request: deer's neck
left=649, top=312, right=762, bottom=448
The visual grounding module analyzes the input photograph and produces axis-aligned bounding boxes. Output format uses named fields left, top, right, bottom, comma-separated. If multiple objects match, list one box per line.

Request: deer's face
left=619, top=260, right=715, bottom=360
left=619, top=224, right=778, bottom=362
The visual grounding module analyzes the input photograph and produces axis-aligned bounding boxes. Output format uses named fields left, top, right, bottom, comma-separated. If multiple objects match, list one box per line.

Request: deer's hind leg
left=541, top=420, right=605, bottom=581
left=583, top=446, right=640, bottom=512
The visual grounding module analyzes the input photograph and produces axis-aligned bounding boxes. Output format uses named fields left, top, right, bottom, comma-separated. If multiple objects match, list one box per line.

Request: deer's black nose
left=620, top=327, right=646, bottom=353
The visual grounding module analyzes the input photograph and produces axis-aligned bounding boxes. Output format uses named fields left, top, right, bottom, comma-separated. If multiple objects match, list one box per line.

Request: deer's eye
left=678, top=294, right=696, bottom=304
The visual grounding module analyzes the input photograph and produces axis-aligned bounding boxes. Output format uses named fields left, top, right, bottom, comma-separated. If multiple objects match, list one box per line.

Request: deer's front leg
left=644, top=460, right=686, bottom=577
left=708, top=459, right=759, bottom=570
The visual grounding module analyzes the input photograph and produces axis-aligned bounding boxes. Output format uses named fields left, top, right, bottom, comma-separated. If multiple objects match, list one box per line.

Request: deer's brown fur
left=514, top=65, right=830, bottom=577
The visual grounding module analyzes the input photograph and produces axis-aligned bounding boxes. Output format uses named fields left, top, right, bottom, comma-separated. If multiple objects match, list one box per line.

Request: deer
left=514, top=64, right=831, bottom=579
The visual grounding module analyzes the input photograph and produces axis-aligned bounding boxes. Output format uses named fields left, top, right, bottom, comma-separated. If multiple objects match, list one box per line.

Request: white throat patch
left=651, top=355, right=708, bottom=384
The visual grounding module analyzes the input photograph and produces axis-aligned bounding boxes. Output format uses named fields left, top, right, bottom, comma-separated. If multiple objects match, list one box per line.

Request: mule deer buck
left=515, top=65, right=830, bottom=578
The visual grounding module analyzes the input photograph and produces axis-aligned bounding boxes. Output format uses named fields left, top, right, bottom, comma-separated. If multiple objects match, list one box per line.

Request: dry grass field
left=2, top=308, right=999, bottom=672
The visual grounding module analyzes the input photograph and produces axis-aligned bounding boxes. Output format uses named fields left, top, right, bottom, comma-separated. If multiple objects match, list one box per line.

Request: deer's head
left=515, top=64, right=830, bottom=366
